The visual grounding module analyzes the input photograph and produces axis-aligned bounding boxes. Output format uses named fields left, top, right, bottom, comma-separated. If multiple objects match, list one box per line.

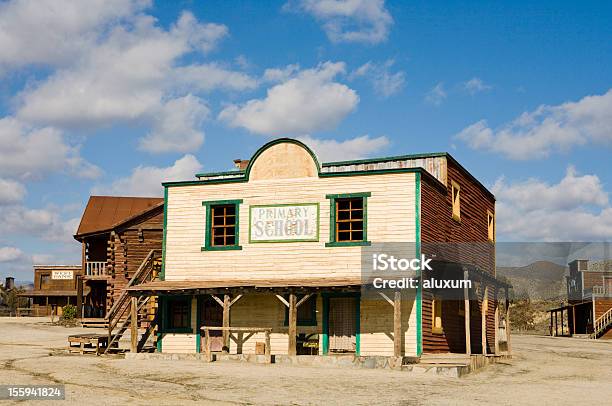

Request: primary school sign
left=249, top=203, right=319, bottom=243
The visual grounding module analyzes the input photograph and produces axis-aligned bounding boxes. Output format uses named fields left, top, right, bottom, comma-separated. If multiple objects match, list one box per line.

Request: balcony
left=85, top=261, right=108, bottom=277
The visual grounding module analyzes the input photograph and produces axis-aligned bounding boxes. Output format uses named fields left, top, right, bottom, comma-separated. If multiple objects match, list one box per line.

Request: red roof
left=74, top=196, right=163, bottom=239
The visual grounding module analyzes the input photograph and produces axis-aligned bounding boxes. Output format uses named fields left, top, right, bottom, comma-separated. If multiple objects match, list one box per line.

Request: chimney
left=5, top=277, right=15, bottom=291
left=233, top=159, right=250, bottom=171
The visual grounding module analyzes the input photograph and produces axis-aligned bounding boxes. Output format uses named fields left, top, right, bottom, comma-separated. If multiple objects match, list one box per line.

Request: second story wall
left=164, top=140, right=418, bottom=282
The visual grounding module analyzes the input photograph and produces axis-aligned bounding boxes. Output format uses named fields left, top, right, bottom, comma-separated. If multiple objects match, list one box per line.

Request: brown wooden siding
left=420, top=160, right=496, bottom=353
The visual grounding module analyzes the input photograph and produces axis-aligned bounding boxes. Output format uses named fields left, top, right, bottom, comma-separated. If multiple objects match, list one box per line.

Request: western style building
left=125, top=138, right=511, bottom=360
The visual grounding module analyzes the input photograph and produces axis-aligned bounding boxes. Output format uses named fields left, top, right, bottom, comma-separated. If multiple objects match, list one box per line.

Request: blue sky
left=1, top=0, right=611, bottom=281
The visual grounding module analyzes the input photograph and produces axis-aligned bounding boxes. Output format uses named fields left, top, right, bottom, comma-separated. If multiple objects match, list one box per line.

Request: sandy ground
left=0, top=317, right=611, bottom=405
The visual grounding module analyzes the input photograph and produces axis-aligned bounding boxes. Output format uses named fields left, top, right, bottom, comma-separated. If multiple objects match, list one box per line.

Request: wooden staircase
left=104, top=249, right=161, bottom=354
left=590, top=307, right=612, bottom=339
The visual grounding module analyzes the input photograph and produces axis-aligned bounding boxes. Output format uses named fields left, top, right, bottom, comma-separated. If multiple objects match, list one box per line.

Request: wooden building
left=19, top=265, right=82, bottom=316
left=73, top=196, right=163, bottom=325
left=548, top=259, right=612, bottom=339
left=127, top=138, right=510, bottom=360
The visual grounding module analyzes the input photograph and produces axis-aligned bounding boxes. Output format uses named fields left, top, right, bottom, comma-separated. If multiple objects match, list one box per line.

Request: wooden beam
left=130, top=297, right=138, bottom=353
left=205, top=328, right=212, bottom=362
left=211, top=295, right=224, bottom=307
left=571, top=305, right=576, bottom=336
left=393, top=291, right=401, bottom=357
left=505, top=287, right=512, bottom=355
left=464, top=269, right=471, bottom=356
left=265, top=330, right=271, bottom=364
left=296, top=293, right=313, bottom=308
left=288, top=293, right=297, bottom=356
left=378, top=292, right=394, bottom=307
left=222, top=294, right=230, bottom=353
left=481, top=284, right=488, bottom=355
left=275, top=294, right=290, bottom=308
left=230, top=294, right=243, bottom=307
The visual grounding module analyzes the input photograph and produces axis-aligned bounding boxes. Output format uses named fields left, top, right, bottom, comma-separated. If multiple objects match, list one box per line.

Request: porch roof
left=18, top=290, right=78, bottom=297
left=125, top=278, right=363, bottom=295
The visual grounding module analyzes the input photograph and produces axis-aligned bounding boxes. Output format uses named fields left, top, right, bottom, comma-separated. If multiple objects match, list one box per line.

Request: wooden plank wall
left=106, top=207, right=163, bottom=309
left=420, top=160, right=496, bottom=353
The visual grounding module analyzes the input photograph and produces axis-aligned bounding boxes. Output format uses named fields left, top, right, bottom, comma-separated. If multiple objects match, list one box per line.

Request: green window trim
left=201, top=199, right=243, bottom=251
left=160, top=296, right=193, bottom=334
left=325, top=192, right=371, bottom=247
left=283, top=294, right=318, bottom=326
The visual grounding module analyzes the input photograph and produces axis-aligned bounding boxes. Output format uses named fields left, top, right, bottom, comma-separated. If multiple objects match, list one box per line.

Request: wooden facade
left=73, top=197, right=163, bottom=321
left=131, top=138, right=508, bottom=358
left=20, top=265, right=82, bottom=316
left=552, top=259, right=612, bottom=339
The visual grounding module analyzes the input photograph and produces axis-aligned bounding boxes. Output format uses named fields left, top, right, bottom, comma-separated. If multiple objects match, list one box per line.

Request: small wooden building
left=127, top=138, right=510, bottom=359
left=19, top=265, right=82, bottom=316
left=549, top=259, right=612, bottom=339
left=73, top=196, right=163, bottom=325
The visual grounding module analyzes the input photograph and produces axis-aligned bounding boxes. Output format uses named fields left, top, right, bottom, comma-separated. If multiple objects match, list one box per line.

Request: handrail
left=591, top=307, right=612, bottom=338
left=106, top=249, right=159, bottom=321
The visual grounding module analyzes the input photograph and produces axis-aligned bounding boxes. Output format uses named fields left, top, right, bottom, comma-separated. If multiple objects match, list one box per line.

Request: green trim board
left=321, top=292, right=361, bottom=355
left=415, top=172, right=423, bottom=356
left=321, top=152, right=447, bottom=168
left=160, top=295, right=193, bottom=334
left=195, top=169, right=245, bottom=178
left=326, top=192, right=371, bottom=247
left=248, top=203, right=320, bottom=243
left=160, top=186, right=168, bottom=281
left=201, top=199, right=243, bottom=251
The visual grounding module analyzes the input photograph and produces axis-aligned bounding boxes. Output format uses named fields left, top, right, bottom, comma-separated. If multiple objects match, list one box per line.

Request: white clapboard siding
left=165, top=172, right=417, bottom=281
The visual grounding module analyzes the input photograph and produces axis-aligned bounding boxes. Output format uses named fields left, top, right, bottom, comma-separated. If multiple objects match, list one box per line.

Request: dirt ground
left=0, top=317, right=611, bottom=405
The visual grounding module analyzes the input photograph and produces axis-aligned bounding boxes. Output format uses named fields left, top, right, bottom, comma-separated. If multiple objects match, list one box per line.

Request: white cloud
left=138, top=95, right=210, bottom=154
left=219, top=62, right=358, bottom=136
left=493, top=167, right=612, bottom=241
left=263, top=64, right=301, bottom=83
left=0, top=205, right=80, bottom=243
left=462, top=77, right=491, bottom=95
left=93, top=154, right=203, bottom=197
left=298, top=134, right=389, bottom=161
left=287, top=0, right=393, bottom=44
left=350, top=60, right=405, bottom=98
left=0, top=0, right=150, bottom=72
left=455, top=89, right=612, bottom=159
left=173, top=63, right=258, bottom=93
left=425, top=83, right=446, bottom=106
left=0, top=246, right=23, bottom=262
left=0, top=179, right=26, bottom=205
left=0, top=117, right=100, bottom=180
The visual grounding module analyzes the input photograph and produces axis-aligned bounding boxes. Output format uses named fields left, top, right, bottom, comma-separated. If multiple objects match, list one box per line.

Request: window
left=326, top=192, right=371, bottom=247
left=163, top=297, right=192, bottom=333
left=202, top=200, right=243, bottom=251
left=432, top=298, right=443, bottom=334
left=451, top=181, right=460, bottom=221
left=40, top=274, right=50, bottom=289
left=284, top=294, right=317, bottom=326
left=487, top=210, right=495, bottom=242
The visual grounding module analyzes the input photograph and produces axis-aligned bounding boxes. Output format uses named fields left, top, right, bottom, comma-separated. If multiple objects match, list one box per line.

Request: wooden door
left=328, top=297, right=357, bottom=353
left=200, top=297, right=223, bottom=352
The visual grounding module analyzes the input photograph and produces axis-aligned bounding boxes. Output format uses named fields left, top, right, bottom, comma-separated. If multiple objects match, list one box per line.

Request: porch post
left=549, top=311, right=553, bottom=336
left=393, top=291, right=402, bottom=357
left=288, top=293, right=297, bottom=356
left=494, top=297, right=500, bottom=354
left=222, top=294, right=230, bottom=353
left=76, top=276, right=83, bottom=318
left=130, top=296, right=138, bottom=353
left=571, top=305, right=576, bottom=335
left=464, top=269, right=471, bottom=355
left=505, top=286, right=512, bottom=355
left=481, top=284, right=488, bottom=355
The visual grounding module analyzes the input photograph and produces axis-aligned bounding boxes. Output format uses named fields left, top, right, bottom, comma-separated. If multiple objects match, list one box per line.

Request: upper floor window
left=40, top=274, right=50, bottom=289
left=451, top=180, right=461, bottom=221
left=325, top=192, right=371, bottom=247
left=202, top=200, right=243, bottom=251
left=487, top=210, right=495, bottom=242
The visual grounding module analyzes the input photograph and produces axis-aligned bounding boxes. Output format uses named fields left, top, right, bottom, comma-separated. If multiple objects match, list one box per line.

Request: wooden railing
left=86, top=261, right=107, bottom=276
left=104, top=249, right=161, bottom=354
left=200, top=326, right=272, bottom=363
left=591, top=307, right=612, bottom=339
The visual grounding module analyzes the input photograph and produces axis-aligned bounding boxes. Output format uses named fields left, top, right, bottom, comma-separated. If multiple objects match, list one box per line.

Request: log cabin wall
left=420, top=159, right=496, bottom=353
left=106, top=206, right=163, bottom=309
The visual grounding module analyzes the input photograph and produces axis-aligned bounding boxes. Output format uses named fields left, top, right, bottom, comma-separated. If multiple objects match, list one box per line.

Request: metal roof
left=74, top=196, right=163, bottom=239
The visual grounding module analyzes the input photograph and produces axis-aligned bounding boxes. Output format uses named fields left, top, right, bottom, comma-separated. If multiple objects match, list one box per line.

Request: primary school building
left=125, top=138, right=510, bottom=361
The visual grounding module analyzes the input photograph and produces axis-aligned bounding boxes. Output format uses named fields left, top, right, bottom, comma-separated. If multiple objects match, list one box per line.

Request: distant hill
left=497, top=260, right=567, bottom=301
